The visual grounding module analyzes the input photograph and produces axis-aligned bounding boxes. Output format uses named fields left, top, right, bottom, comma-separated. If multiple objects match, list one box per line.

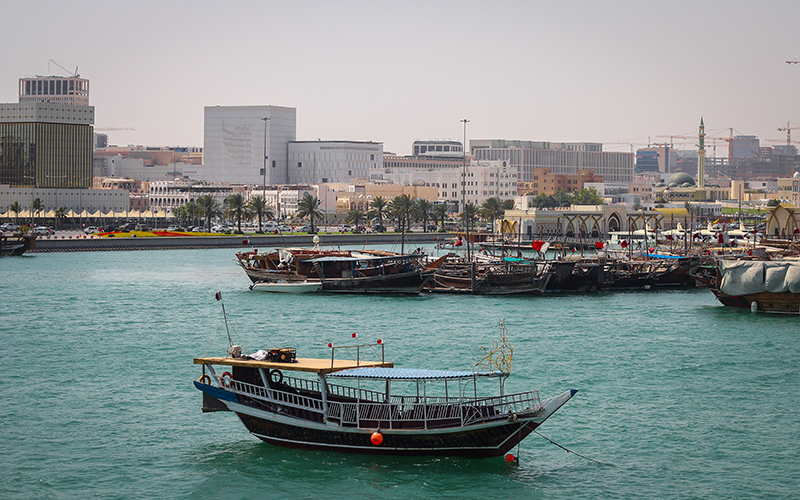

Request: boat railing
left=226, top=378, right=325, bottom=414
left=326, top=382, right=385, bottom=403
left=325, top=390, right=542, bottom=429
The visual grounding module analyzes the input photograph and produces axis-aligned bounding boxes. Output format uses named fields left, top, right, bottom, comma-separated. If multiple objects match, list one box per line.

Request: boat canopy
left=302, top=254, right=418, bottom=263
left=327, top=367, right=503, bottom=380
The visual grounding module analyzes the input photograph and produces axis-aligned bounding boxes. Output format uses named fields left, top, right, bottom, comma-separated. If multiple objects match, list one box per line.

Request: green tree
left=224, top=193, right=247, bottom=232
left=368, top=196, right=389, bottom=229
left=197, top=194, right=220, bottom=231
left=55, top=207, right=66, bottom=231
left=479, top=197, right=505, bottom=236
left=9, top=201, right=21, bottom=225
left=767, top=199, right=781, bottom=207
left=345, top=208, right=366, bottom=227
left=30, top=198, right=44, bottom=226
left=389, top=194, right=414, bottom=232
left=389, top=194, right=415, bottom=254
left=432, top=204, right=449, bottom=232
left=413, top=199, right=433, bottom=232
left=296, top=193, right=323, bottom=232
left=571, top=187, right=604, bottom=205
left=248, top=195, right=274, bottom=232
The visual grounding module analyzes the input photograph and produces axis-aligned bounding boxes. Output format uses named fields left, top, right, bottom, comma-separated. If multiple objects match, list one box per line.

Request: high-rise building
left=470, top=139, right=633, bottom=184
left=0, top=102, right=94, bottom=188
left=203, top=105, right=296, bottom=186
left=19, top=75, right=90, bottom=106
left=288, top=141, right=383, bottom=184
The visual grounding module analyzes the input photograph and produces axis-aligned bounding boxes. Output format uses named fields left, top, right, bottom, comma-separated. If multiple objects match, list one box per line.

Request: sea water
left=1, top=246, right=799, bottom=499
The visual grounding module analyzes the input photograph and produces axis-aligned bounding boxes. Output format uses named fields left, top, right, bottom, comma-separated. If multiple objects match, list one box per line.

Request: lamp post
left=261, top=116, right=270, bottom=197
left=46, top=175, right=68, bottom=230
left=461, top=118, right=470, bottom=260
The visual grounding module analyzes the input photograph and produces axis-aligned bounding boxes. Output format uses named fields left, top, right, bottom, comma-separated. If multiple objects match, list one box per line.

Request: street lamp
left=461, top=118, right=470, bottom=259
left=261, top=116, right=270, bottom=196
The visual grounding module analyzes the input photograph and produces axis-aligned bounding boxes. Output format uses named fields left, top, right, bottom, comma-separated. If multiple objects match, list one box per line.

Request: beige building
left=502, top=204, right=663, bottom=240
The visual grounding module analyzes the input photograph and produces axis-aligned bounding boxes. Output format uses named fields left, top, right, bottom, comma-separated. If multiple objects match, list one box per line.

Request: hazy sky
left=2, top=0, right=799, bottom=156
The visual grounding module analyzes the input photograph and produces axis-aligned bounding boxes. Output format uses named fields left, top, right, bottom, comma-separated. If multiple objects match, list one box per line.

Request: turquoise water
left=2, top=247, right=799, bottom=499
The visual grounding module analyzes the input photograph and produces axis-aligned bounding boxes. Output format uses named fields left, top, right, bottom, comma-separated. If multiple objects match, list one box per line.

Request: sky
left=2, top=0, right=800, bottom=156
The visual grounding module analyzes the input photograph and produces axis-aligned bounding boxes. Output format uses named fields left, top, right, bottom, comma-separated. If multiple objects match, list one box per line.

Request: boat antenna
left=215, top=291, right=233, bottom=349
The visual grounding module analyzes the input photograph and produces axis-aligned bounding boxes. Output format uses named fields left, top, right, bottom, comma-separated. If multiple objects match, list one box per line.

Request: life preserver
left=221, top=371, right=233, bottom=388
left=270, top=369, right=284, bottom=385
left=198, top=374, right=211, bottom=385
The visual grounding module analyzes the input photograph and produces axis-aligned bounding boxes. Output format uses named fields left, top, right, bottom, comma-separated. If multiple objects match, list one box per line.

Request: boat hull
left=250, top=281, right=322, bottom=293
left=194, top=381, right=576, bottom=457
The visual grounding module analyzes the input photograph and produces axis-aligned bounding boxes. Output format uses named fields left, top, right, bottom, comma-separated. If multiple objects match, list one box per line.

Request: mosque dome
left=667, top=172, right=695, bottom=187
left=793, top=171, right=800, bottom=178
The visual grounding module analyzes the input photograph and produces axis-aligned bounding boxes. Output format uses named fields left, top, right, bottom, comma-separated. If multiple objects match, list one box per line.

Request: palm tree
left=389, top=194, right=415, bottom=254
left=182, top=201, right=200, bottom=227
left=432, top=204, right=449, bottom=232
left=479, top=197, right=505, bottom=237
left=296, top=193, right=323, bottom=232
left=55, top=207, right=66, bottom=231
left=345, top=208, right=366, bottom=227
left=30, top=198, right=44, bottom=227
left=462, top=203, right=479, bottom=257
left=197, top=194, right=220, bottom=231
left=247, top=195, right=274, bottom=233
left=9, top=201, right=21, bottom=225
left=413, top=199, right=433, bottom=232
left=224, top=193, right=247, bottom=232
left=368, top=196, right=389, bottom=229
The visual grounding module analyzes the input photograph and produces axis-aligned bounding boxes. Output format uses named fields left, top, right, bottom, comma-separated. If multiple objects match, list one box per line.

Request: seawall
left=30, top=232, right=447, bottom=252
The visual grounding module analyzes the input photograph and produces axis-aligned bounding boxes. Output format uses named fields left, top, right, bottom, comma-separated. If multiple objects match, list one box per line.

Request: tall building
left=0, top=102, right=94, bottom=188
left=288, top=141, right=383, bottom=184
left=203, top=105, right=296, bottom=186
left=470, top=139, right=633, bottom=184
left=19, top=75, right=90, bottom=106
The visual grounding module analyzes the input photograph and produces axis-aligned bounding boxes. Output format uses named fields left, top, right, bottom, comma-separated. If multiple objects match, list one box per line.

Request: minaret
left=697, top=117, right=706, bottom=189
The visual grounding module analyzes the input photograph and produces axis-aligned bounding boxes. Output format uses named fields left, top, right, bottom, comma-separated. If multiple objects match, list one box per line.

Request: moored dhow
left=193, top=301, right=577, bottom=457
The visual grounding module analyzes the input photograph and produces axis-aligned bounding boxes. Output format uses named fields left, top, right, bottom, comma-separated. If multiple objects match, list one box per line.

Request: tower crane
left=656, top=128, right=735, bottom=162
left=48, top=59, right=79, bottom=77
left=777, top=121, right=800, bottom=147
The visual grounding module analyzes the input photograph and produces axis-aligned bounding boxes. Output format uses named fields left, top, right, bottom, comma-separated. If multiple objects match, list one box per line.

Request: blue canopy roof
left=327, top=367, right=503, bottom=380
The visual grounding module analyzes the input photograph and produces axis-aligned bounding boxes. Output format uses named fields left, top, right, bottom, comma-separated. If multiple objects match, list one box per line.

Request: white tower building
left=203, top=105, right=296, bottom=185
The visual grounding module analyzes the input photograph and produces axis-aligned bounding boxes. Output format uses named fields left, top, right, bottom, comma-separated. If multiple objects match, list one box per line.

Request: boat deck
left=193, top=356, right=393, bottom=374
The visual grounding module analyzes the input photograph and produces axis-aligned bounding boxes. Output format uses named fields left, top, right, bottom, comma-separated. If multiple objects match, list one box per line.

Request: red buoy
left=505, top=453, right=515, bottom=462
left=371, top=431, right=383, bottom=445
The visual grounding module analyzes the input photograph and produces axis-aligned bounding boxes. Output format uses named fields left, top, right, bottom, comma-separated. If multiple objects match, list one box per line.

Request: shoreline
left=28, top=232, right=446, bottom=252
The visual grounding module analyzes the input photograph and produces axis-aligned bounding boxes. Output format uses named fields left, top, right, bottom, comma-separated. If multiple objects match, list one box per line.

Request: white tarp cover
left=720, top=260, right=800, bottom=295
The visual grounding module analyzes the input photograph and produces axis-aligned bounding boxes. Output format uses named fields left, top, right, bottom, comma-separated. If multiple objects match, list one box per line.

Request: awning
left=327, top=367, right=502, bottom=380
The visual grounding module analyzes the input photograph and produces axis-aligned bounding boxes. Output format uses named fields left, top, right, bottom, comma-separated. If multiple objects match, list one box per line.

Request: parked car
left=34, top=227, right=55, bottom=236
left=211, top=225, right=232, bottom=234
left=166, top=225, right=181, bottom=232
left=298, top=225, right=317, bottom=233
left=1, top=223, right=20, bottom=233
left=83, top=226, right=100, bottom=235
left=372, top=224, right=386, bottom=233
left=338, top=224, right=352, bottom=232
left=278, top=225, right=291, bottom=232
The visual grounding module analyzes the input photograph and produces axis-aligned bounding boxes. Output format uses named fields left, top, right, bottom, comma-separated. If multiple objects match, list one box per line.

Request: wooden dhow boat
left=236, top=245, right=438, bottom=294
left=694, top=258, right=800, bottom=314
left=193, top=299, right=577, bottom=457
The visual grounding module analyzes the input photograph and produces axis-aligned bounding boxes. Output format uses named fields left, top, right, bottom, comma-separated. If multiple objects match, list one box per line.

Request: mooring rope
left=533, top=430, right=614, bottom=466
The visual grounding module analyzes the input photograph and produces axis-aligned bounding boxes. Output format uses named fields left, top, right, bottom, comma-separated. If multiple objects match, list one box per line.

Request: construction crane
left=48, top=59, right=79, bottom=77
left=656, top=128, right=736, bottom=162
left=777, top=121, right=799, bottom=147
left=94, top=127, right=135, bottom=132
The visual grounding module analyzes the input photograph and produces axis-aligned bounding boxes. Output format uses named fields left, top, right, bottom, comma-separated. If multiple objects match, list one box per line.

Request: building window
left=298, top=162, right=302, bottom=168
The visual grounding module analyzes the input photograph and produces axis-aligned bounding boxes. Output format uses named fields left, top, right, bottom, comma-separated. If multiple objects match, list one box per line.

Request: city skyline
left=2, top=0, right=799, bottom=156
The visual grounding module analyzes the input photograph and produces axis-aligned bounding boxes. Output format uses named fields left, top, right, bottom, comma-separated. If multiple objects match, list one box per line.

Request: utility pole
left=461, top=118, right=470, bottom=260
left=261, top=116, right=270, bottom=197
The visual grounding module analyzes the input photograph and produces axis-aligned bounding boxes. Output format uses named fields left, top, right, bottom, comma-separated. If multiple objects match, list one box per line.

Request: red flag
left=595, top=241, right=604, bottom=249
left=351, top=332, right=357, bottom=338
left=215, top=291, right=222, bottom=301
left=531, top=240, right=546, bottom=251
left=454, top=238, right=463, bottom=247
left=621, top=240, right=628, bottom=248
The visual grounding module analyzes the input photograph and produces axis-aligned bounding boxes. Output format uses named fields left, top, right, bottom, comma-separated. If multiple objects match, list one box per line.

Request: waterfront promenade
left=28, top=231, right=445, bottom=252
